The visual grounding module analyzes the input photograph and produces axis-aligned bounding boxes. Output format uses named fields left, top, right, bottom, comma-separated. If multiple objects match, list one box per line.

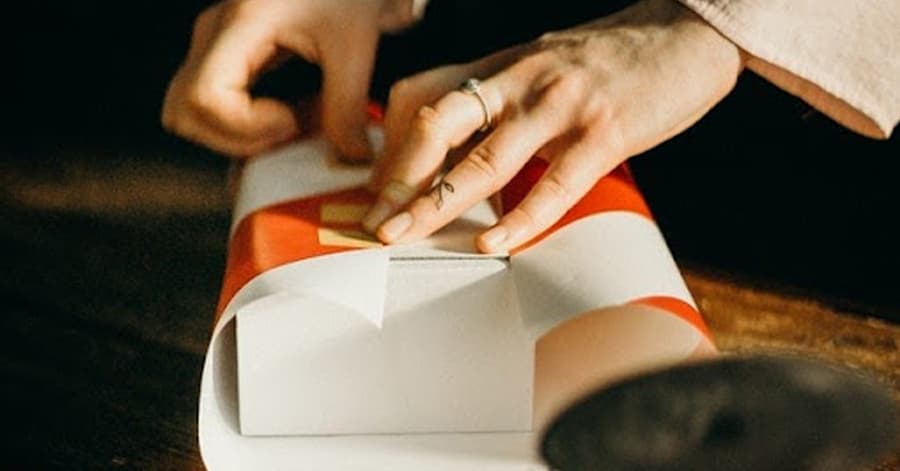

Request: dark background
left=1, top=1, right=898, bottom=469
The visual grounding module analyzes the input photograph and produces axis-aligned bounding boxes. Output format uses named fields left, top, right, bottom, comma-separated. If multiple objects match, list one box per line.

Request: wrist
left=666, top=0, right=747, bottom=73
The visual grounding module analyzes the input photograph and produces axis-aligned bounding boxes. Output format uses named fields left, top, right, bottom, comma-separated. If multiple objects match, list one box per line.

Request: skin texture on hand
left=161, top=0, right=415, bottom=160
left=363, top=0, right=745, bottom=253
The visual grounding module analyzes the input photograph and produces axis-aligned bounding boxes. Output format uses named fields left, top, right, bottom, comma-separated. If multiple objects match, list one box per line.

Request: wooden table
left=1, top=146, right=897, bottom=470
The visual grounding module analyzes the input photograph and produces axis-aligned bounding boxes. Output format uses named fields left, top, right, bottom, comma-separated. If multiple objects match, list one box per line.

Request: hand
left=162, top=0, right=420, bottom=159
left=363, top=0, right=744, bottom=252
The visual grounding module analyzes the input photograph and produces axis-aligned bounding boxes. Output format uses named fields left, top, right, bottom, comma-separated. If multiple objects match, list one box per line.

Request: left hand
left=362, top=0, right=744, bottom=252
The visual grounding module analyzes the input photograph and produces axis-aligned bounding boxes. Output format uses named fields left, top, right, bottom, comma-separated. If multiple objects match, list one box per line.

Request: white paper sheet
left=237, top=257, right=534, bottom=436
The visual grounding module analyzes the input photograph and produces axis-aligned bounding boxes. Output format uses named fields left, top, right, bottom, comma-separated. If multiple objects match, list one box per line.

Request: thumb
left=318, top=19, right=380, bottom=161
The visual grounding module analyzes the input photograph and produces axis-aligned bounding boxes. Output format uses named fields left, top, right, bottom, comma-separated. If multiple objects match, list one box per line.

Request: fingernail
left=362, top=199, right=395, bottom=233
left=479, top=226, right=509, bottom=252
left=378, top=212, right=413, bottom=242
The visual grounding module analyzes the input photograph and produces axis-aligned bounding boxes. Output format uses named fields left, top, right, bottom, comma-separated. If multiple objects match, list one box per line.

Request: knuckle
left=509, top=206, right=539, bottom=230
left=411, top=105, right=448, bottom=140
left=537, top=174, right=572, bottom=203
left=387, top=77, right=417, bottom=107
left=510, top=51, right=555, bottom=82
left=582, top=91, right=613, bottom=124
left=384, top=77, right=424, bottom=137
left=528, top=50, right=559, bottom=67
left=185, top=85, right=221, bottom=116
left=546, top=71, right=591, bottom=103
left=462, top=146, right=501, bottom=181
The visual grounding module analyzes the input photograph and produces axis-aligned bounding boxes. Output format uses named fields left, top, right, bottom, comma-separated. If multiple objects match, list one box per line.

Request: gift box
left=197, top=126, right=711, bottom=469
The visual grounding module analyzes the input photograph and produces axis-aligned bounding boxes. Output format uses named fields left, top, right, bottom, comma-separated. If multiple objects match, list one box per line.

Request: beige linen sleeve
left=676, top=0, right=900, bottom=138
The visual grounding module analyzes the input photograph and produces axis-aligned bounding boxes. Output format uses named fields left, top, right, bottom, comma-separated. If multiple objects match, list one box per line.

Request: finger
left=171, top=103, right=295, bottom=157
left=375, top=107, right=567, bottom=244
left=162, top=5, right=219, bottom=141
left=165, top=6, right=301, bottom=156
left=165, top=76, right=301, bottom=157
left=361, top=77, right=504, bottom=233
left=370, top=65, right=468, bottom=192
left=184, top=5, right=219, bottom=64
left=201, top=12, right=302, bottom=137
left=317, top=18, right=380, bottom=161
left=476, top=129, right=622, bottom=253
left=372, top=47, right=527, bottom=193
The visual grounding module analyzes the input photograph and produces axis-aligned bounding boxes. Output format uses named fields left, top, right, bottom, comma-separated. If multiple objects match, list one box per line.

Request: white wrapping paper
left=197, top=130, right=709, bottom=470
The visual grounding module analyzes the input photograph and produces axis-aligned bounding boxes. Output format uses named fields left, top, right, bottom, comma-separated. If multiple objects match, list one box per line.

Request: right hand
left=364, top=0, right=743, bottom=252
left=162, top=0, right=417, bottom=159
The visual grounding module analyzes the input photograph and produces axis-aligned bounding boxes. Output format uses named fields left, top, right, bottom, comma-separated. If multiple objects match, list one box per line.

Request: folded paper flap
left=512, top=212, right=696, bottom=339
left=219, top=249, right=390, bottom=329
left=236, top=257, right=534, bottom=437
left=235, top=292, right=383, bottom=434
left=236, top=291, right=382, bottom=331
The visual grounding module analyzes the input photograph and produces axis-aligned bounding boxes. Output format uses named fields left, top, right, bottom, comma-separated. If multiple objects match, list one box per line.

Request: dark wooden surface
left=0, top=147, right=897, bottom=470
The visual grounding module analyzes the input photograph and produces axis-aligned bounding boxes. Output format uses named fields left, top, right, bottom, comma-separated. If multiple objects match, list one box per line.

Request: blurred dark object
left=542, top=356, right=899, bottom=471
